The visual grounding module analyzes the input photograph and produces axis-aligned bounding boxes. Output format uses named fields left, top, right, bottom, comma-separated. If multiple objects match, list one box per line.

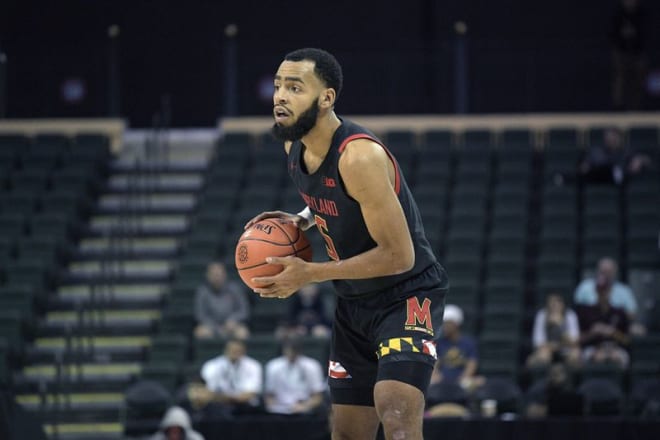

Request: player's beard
left=271, top=98, right=320, bottom=142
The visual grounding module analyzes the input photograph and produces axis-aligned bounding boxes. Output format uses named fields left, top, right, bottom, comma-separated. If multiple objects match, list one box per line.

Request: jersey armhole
left=338, top=134, right=401, bottom=195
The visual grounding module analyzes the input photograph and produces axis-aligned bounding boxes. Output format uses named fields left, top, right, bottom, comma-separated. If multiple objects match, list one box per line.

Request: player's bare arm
left=331, top=138, right=415, bottom=276
left=253, top=139, right=415, bottom=296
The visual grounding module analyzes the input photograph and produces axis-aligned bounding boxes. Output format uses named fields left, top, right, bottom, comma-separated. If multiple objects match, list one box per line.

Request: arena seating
left=1, top=119, right=659, bottom=439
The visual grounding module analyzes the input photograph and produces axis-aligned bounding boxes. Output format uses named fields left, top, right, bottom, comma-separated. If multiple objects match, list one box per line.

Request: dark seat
left=577, top=377, right=624, bottom=416
left=426, top=381, right=469, bottom=407
left=122, top=379, right=173, bottom=437
left=474, top=377, right=523, bottom=415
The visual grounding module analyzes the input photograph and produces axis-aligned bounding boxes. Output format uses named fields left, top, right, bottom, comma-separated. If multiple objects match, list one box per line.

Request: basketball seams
left=265, top=219, right=300, bottom=258
left=235, top=219, right=311, bottom=289
left=237, top=237, right=295, bottom=247
left=294, top=243, right=312, bottom=258
left=237, top=261, right=276, bottom=271
left=266, top=219, right=299, bottom=243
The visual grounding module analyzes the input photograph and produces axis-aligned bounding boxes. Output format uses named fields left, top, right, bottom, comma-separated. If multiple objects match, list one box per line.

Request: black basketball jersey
left=287, top=118, right=439, bottom=299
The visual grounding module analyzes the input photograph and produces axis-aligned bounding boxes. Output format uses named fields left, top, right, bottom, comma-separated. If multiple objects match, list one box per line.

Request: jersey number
left=315, top=215, right=339, bottom=261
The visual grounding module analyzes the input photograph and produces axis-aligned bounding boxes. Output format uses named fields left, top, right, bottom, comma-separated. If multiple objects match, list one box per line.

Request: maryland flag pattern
left=376, top=337, right=437, bottom=360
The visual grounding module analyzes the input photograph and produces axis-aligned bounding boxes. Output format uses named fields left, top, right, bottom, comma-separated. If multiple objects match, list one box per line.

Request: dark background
left=1, top=0, right=659, bottom=127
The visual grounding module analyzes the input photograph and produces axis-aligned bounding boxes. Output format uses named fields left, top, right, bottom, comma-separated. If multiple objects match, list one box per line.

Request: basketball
left=235, top=218, right=313, bottom=289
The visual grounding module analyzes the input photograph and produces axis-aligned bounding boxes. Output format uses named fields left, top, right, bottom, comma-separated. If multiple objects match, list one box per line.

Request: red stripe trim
left=337, top=135, right=401, bottom=195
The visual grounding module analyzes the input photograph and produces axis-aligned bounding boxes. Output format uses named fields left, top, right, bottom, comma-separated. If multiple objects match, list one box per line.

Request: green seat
left=478, top=334, right=520, bottom=379
left=579, top=362, right=625, bottom=388
left=16, top=236, right=65, bottom=266
left=535, top=258, right=578, bottom=304
left=385, top=130, right=416, bottom=150
left=626, top=237, right=660, bottom=268
left=628, top=125, right=659, bottom=147
left=220, top=132, right=253, bottom=148
left=423, top=130, right=454, bottom=149
left=493, top=184, right=529, bottom=205
left=299, top=336, right=330, bottom=367
left=0, top=310, right=26, bottom=355
left=250, top=296, right=292, bottom=334
left=30, top=213, right=75, bottom=241
left=0, top=285, right=36, bottom=317
left=500, top=128, right=533, bottom=148
left=0, top=193, right=37, bottom=217
left=4, top=260, right=53, bottom=290
left=586, top=126, right=611, bottom=147
left=546, top=127, right=579, bottom=148
left=10, top=170, right=50, bottom=193
left=445, top=236, right=483, bottom=263
left=631, top=335, right=660, bottom=367
left=149, top=333, right=189, bottom=364
left=0, top=339, right=10, bottom=386
left=445, top=283, right=479, bottom=314
left=40, top=188, right=92, bottom=218
left=463, top=129, right=493, bottom=149
left=415, top=159, right=452, bottom=185
left=175, top=256, right=210, bottom=281
left=0, top=236, right=16, bottom=264
left=245, top=334, right=281, bottom=365
left=193, top=338, right=228, bottom=367
left=482, top=282, right=524, bottom=310
left=140, top=362, right=181, bottom=394
left=71, top=133, right=111, bottom=163
left=454, top=161, right=491, bottom=185
left=158, top=309, right=195, bottom=337
left=52, top=164, right=99, bottom=195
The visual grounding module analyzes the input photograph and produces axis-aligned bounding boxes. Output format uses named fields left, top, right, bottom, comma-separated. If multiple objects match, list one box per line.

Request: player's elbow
left=389, top=247, right=414, bottom=274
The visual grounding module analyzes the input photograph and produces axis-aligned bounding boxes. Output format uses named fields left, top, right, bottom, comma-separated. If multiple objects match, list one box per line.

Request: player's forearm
left=306, top=243, right=414, bottom=283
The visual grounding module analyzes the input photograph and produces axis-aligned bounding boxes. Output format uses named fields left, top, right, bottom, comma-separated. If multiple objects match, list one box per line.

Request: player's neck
left=300, top=111, right=341, bottom=156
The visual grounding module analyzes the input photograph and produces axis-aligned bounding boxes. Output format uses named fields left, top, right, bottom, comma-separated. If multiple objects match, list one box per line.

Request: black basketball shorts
left=328, top=263, right=448, bottom=406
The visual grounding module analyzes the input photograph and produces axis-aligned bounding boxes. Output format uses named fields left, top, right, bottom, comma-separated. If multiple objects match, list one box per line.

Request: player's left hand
left=251, top=256, right=309, bottom=298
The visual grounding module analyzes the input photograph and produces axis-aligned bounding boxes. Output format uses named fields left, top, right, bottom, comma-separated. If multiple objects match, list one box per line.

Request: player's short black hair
left=285, top=48, right=343, bottom=102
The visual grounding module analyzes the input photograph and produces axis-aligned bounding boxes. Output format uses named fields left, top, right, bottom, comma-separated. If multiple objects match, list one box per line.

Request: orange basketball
left=235, top=218, right=313, bottom=289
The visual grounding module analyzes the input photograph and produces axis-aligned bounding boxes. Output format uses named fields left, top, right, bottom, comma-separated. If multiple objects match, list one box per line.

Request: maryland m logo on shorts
left=405, top=297, right=434, bottom=336
left=376, top=337, right=437, bottom=360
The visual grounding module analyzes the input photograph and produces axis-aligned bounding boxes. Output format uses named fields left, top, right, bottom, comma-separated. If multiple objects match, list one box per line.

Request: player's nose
left=273, top=89, right=287, bottom=104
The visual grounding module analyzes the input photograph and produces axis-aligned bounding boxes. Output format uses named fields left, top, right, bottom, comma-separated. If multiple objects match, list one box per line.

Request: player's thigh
left=373, top=380, right=425, bottom=433
left=331, top=404, right=380, bottom=440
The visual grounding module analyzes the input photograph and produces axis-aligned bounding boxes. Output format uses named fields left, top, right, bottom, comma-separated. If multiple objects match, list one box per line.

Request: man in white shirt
left=264, top=337, right=327, bottom=415
left=187, top=339, right=263, bottom=418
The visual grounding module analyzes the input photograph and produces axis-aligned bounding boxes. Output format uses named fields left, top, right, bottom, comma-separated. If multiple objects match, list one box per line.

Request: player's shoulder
left=339, top=137, right=387, bottom=166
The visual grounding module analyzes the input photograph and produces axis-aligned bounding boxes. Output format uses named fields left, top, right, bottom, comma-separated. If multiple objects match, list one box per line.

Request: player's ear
left=319, top=88, right=336, bottom=109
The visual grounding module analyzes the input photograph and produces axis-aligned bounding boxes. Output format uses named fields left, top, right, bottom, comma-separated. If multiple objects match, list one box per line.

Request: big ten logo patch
left=405, top=297, right=434, bottom=336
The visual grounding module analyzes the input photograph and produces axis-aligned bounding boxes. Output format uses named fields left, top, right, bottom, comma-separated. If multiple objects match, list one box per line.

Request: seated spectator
left=186, top=339, right=263, bottom=419
left=574, top=257, right=644, bottom=334
left=525, top=362, right=583, bottom=419
left=578, top=127, right=652, bottom=185
left=148, top=406, right=204, bottom=440
left=263, top=336, right=327, bottom=415
left=526, top=293, right=581, bottom=368
left=194, top=261, right=250, bottom=340
left=431, top=304, right=485, bottom=392
left=276, top=284, right=331, bottom=340
left=576, top=286, right=631, bottom=369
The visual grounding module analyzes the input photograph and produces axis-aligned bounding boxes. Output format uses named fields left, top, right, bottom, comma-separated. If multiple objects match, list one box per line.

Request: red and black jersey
left=287, top=118, right=440, bottom=299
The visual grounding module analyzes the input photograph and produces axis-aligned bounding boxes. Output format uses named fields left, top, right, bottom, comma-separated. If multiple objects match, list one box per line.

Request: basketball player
left=245, top=48, right=448, bottom=440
